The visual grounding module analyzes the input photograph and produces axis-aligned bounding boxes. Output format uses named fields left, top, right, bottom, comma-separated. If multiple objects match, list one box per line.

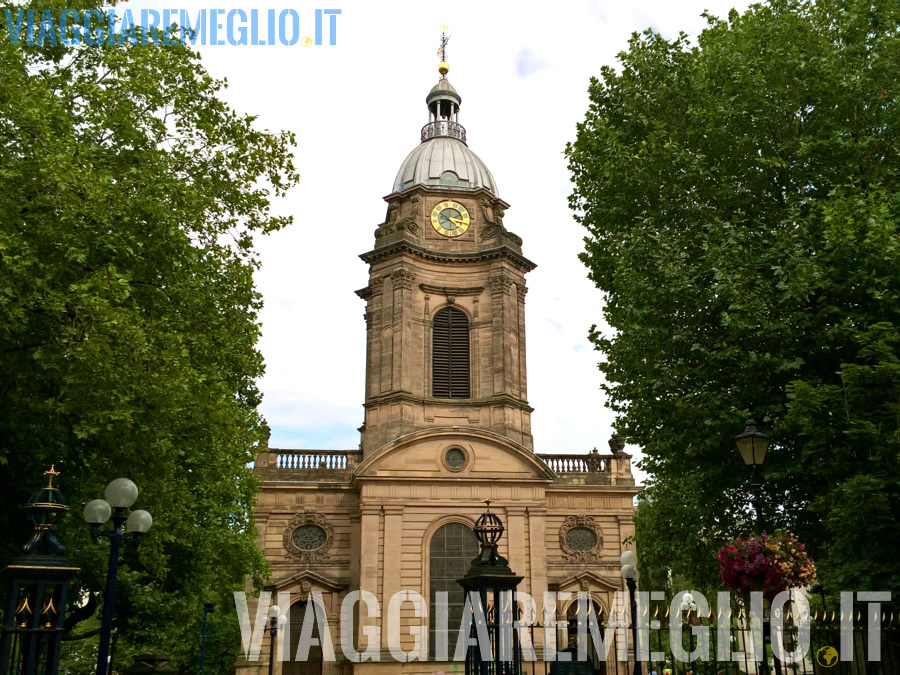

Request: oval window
left=292, top=524, right=327, bottom=551
left=565, top=527, right=597, bottom=552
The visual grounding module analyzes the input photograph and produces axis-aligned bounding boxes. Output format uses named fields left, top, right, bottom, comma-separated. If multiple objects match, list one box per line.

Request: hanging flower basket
left=718, top=531, right=817, bottom=599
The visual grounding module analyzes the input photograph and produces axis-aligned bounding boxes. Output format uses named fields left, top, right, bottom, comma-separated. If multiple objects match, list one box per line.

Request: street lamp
left=459, top=500, right=524, bottom=675
left=679, top=592, right=698, bottom=673
left=734, top=420, right=770, bottom=527
left=199, top=602, right=215, bottom=675
left=620, top=551, right=640, bottom=675
left=734, top=421, right=783, bottom=675
left=267, top=604, right=287, bottom=675
left=83, top=478, right=152, bottom=675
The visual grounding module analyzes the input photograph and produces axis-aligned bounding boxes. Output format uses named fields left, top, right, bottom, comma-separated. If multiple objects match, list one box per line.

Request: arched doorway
left=566, top=599, right=607, bottom=675
left=283, top=601, right=323, bottom=675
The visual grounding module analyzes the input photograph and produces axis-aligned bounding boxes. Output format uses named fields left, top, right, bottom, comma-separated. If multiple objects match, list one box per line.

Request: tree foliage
left=0, top=1, right=298, bottom=669
left=566, top=0, right=900, bottom=595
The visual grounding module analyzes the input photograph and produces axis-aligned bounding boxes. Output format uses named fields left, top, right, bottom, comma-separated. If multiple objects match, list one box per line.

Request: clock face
left=430, top=201, right=471, bottom=237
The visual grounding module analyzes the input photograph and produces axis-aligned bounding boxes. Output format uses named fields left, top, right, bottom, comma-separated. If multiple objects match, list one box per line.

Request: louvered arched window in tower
left=432, top=306, right=470, bottom=398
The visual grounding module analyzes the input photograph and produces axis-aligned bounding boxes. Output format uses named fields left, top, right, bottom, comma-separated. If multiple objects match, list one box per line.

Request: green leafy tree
left=566, top=0, right=900, bottom=595
left=0, top=1, right=298, bottom=669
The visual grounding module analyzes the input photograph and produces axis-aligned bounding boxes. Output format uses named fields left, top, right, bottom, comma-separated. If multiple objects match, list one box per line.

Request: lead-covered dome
left=393, top=136, right=498, bottom=195
left=391, top=72, right=498, bottom=196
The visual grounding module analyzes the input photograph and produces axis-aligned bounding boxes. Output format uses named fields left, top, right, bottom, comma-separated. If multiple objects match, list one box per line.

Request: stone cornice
left=382, top=185, right=510, bottom=210
left=363, top=390, right=534, bottom=413
left=359, top=240, right=537, bottom=273
left=418, top=283, right=485, bottom=297
left=544, top=485, right=641, bottom=496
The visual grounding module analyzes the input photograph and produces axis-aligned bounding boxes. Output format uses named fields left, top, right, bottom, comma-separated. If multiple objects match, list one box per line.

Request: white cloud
left=516, top=48, right=547, bottom=77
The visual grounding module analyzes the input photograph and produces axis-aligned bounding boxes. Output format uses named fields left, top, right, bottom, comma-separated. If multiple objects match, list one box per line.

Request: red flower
left=717, top=531, right=817, bottom=599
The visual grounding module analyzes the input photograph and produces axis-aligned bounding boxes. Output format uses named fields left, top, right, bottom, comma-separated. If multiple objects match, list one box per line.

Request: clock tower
left=246, top=32, right=639, bottom=675
left=355, top=56, right=535, bottom=456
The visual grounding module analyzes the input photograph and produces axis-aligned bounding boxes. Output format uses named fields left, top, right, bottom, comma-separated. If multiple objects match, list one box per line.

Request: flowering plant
left=718, top=531, right=817, bottom=599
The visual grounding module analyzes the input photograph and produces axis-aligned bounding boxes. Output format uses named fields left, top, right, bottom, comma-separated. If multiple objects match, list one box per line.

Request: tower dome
left=392, top=66, right=498, bottom=196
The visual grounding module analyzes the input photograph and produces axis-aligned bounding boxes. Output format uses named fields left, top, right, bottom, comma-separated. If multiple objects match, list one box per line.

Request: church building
left=243, top=42, right=640, bottom=675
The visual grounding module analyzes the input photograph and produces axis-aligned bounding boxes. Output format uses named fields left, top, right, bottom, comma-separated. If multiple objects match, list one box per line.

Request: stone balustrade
left=537, top=449, right=634, bottom=486
left=537, top=453, right=611, bottom=474
left=255, top=449, right=362, bottom=481
left=255, top=447, right=632, bottom=486
left=275, top=450, right=359, bottom=470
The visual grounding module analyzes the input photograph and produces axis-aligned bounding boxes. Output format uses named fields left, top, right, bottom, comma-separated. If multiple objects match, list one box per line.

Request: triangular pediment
left=553, top=569, right=622, bottom=594
left=267, top=569, right=348, bottom=593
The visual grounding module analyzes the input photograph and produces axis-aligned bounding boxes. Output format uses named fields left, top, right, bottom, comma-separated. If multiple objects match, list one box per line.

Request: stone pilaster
left=357, top=505, right=381, bottom=652
left=527, top=506, right=548, bottom=653
left=379, top=276, right=393, bottom=393
left=391, top=266, right=416, bottom=395
left=506, top=506, right=527, bottom=594
left=380, top=505, right=404, bottom=648
left=490, top=270, right=513, bottom=396
left=516, top=283, right=528, bottom=400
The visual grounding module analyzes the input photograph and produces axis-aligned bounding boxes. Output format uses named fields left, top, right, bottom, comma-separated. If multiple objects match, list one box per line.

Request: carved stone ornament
left=559, top=515, right=603, bottom=563
left=479, top=197, right=493, bottom=223
left=375, top=195, right=422, bottom=238
left=490, top=272, right=513, bottom=295
left=374, top=202, right=401, bottom=239
left=298, top=580, right=312, bottom=601
left=391, top=266, right=417, bottom=289
left=400, top=195, right=422, bottom=234
left=283, top=510, right=334, bottom=564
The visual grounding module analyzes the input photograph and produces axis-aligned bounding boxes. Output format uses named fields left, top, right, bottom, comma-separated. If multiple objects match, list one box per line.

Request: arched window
left=429, top=522, right=479, bottom=658
left=432, top=307, right=470, bottom=398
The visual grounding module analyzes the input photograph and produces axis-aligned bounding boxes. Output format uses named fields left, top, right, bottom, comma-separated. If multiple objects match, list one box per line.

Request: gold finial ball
left=438, top=61, right=450, bottom=76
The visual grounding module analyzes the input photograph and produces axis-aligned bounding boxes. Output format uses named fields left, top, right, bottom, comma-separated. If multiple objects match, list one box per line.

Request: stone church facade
left=241, top=61, right=639, bottom=675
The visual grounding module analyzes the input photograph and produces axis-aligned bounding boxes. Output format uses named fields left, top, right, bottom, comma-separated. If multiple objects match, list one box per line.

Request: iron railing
left=421, top=120, right=467, bottom=143
left=519, top=606, right=900, bottom=675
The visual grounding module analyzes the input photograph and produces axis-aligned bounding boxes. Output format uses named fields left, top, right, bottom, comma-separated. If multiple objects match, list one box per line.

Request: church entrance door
left=283, top=601, right=323, bottom=675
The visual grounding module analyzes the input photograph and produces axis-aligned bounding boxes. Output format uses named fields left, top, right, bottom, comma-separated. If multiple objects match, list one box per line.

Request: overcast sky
left=127, top=0, right=751, bottom=482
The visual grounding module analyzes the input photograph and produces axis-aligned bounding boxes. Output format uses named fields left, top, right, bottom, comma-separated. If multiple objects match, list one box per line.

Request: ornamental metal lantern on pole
left=457, top=500, right=523, bottom=675
left=733, top=420, right=771, bottom=527
left=733, top=420, right=770, bottom=468
left=0, top=467, right=79, bottom=675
